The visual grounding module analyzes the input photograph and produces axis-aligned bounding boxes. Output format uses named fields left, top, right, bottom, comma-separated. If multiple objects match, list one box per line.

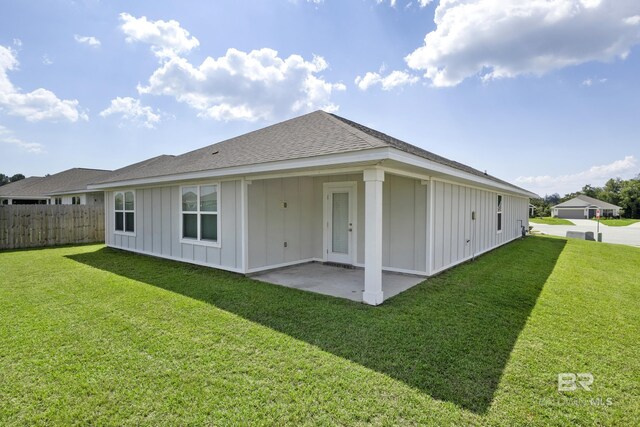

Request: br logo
left=558, top=373, right=594, bottom=391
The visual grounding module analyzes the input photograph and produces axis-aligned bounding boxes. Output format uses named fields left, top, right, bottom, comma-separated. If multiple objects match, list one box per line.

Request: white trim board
left=89, top=146, right=534, bottom=199
left=106, top=244, right=244, bottom=274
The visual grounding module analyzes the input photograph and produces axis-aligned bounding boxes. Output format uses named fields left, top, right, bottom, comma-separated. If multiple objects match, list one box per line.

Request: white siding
left=430, top=179, right=529, bottom=274
left=248, top=173, right=428, bottom=274
left=247, top=177, right=316, bottom=270
left=105, top=181, right=243, bottom=272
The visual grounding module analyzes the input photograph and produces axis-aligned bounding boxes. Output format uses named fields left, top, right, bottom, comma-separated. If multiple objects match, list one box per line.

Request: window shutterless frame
left=179, top=183, right=221, bottom=248
left=114, top=190, right=136, bottom=236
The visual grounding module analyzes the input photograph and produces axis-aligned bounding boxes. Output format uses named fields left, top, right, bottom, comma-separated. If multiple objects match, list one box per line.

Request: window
left=497, top=194, right=503, bottom=232
left=71, top=196, right=81, bottom=205
left=181, top=185, right=219, bottom=244
left=115, top=191, right=135, bottom=233
left=54, top=197, right=62, bottom=205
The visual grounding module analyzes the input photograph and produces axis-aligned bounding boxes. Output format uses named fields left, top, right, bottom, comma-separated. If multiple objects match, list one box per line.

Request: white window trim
left=179, top=183, right=221, bottom=248
left=497, top=193, right=503, bottom=234
left=114, top=190, right=136, bottom=237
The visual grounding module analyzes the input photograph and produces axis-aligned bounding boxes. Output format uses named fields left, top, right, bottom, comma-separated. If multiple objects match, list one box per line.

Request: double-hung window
left=115, top=191, right=135, bottom=233
left=497, top=194, right=503, bottom=233
left=181, top=185, right=219, bottom=245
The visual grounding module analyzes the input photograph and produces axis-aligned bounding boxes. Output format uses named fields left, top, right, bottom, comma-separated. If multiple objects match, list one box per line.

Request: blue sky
left=1, top=0, right=639, bottom=196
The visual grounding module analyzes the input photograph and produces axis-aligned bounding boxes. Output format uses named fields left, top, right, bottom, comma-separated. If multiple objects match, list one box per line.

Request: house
left=0, top=168, right=112, bottom=205
left=529, top=204, right=536, bottom=217
left=90, top=111, right=536, bottom=305
left=552, top=195, right=621, bottom=219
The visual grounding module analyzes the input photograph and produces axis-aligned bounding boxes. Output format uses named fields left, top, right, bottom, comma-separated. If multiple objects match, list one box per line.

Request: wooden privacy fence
left=0, top=205, right=105, bottom=250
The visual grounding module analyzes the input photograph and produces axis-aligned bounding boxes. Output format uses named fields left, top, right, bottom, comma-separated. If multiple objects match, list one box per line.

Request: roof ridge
left=320, top=111, right=385, bottom=149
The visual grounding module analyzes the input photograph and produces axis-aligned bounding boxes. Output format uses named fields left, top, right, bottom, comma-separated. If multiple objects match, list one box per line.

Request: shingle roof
left=0, top=177, right=46, bottom=198
left=0, top=168, right=112, bottom=198
left=95, top=110, right=531, bottom=195
left=553, top=194, right=621, bottom=210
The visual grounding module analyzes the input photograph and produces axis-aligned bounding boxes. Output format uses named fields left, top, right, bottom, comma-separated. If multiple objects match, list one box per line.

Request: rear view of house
left=90, top=111, right=535, bottom=305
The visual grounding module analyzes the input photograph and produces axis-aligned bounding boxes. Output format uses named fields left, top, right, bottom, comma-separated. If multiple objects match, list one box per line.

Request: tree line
left=0, top=174, right=25, bottom=187
left=531, top=174, right=640, bottom=219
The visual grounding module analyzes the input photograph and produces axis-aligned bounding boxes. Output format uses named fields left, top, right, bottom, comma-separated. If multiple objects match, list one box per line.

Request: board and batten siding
left=247, top=173, right=428, bottom=274
left=105, top=181, right=243, bottom=272
left=430, top=179, right=529, bottom=274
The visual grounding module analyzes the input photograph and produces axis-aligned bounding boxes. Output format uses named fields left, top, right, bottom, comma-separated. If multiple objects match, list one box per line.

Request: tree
left=0, top=174, right=9, bottom=186
left=544, top=193, right=561, bottom=205
left=601, top=178, right=623, bottom=206
left=620, top=179, right=640, bottom=219
left=10, top=174, right=25, bottom=183
left=581, top=184, right=603, bottom=200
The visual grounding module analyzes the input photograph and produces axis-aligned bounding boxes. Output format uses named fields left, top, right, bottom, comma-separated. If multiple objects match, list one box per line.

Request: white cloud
left=136, top=48, right=345, bottom=121
left=0, top=125, right=44, bottom=153
left=119, top=13, right=199, bottom=60
left=515, top=155, right=638, bottom=194
left=99, top=97, right=161, bottom=128
left=405, top=0, right=640, bottom=87
left=0, top=45, right=87, bottom=122
left=582, top=77, right=608, bottom=86
left=74, top=34, right=101, bottom=47
left=12, top=38, right=22, bottom=48
left=42, top=55, right=53, bottom=65
left=355, top=70, right=419, bottom=90
left=375, top=0, right=433, bottom=7
left=119, top=14, right=344, bottom=121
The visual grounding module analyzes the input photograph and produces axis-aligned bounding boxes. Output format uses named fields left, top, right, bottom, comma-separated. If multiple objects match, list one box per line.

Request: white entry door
left=324, top=182, right=357, bottom=264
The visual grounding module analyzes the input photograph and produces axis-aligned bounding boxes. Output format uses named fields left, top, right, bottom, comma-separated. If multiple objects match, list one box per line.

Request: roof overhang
left=0, top=195, right=50, bottom=200
left=89, top=147, right=537, bottom=198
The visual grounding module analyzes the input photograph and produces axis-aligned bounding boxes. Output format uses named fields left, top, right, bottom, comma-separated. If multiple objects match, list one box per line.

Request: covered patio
left=251, top=262, right=426, bottom=303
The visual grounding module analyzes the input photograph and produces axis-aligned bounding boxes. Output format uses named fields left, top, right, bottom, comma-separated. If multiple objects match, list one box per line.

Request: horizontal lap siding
left=106, top=181, right=242, bottom=271
left=431, top=180, right=528, bottom=273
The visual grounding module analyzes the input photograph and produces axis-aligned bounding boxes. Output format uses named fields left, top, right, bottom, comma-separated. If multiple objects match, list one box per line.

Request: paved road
left=531, top=219, right=640, bottom=247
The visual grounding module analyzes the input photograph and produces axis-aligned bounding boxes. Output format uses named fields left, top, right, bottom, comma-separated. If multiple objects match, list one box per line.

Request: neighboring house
left=90, top=111, right=536, bottom=305
left=529, top=204, right=536, bottom=217
left=552, top=195, right=621, bottom=219
left=0, top=177, right=49, bottom=204
left=0, top=168, right=111, bottom=205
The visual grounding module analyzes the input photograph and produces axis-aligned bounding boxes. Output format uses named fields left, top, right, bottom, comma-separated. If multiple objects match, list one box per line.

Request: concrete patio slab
left=252, top=262, right=426, bottom=303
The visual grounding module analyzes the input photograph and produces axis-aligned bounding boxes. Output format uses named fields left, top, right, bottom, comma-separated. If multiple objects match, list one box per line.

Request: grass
left=530, top=217, right=575, bottom=225
left=593, top=218, right=640, bottom=227
left=1, top=237, right=639, bottom=425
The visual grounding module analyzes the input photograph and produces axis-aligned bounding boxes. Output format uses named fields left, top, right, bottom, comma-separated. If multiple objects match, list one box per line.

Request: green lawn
left=594, top=218, right=640, bottom=227
left=1, top=237, right=638, bottom=425
left=530, top=217, right=575, bottom=225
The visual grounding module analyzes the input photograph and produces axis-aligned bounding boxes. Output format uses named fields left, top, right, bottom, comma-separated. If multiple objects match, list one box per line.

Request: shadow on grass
left=67, top=236, right=565, bottom=413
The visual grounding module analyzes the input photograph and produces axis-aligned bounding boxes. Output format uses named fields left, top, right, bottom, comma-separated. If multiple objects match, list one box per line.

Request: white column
left=363, top=168, right=384, bottom=305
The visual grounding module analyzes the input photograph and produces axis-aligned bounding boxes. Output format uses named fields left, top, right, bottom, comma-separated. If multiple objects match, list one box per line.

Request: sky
left=1, top=0, right=639, bottom=197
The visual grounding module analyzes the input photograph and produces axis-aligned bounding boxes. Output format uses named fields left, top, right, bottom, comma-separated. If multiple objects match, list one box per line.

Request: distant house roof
left=0, top=168, right=112, bottom=199
left=94, top=110, right=533, bottom=196
left=553, top=194, right=621, bottom=210
left=0, top=177, right=46, bottom=198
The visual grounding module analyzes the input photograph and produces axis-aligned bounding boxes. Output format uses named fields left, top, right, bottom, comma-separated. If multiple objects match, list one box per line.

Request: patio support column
left=363, top=168, right=384, bottom=306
